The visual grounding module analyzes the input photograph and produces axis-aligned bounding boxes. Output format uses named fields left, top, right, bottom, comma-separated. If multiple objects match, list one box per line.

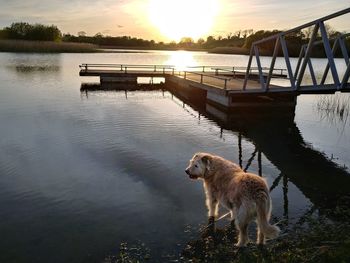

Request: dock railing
left=179, top=71, right=231, bottom=90
left=79, top=64, right=176, bottom=74
left=243, top=7, right=350, bottom=92
left=80, top=63, right=288, bottom=90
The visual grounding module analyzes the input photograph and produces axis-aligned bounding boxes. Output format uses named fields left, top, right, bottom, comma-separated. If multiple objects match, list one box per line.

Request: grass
left=315, top=93, right=350, bottom=124
left=105, top=197, right=350, bottom=263
left=0, top=39, right=98, bottom=53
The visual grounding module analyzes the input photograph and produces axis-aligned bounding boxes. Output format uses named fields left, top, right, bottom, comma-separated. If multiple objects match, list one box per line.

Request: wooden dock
left=79, top=8, right=350, bottom=109
left=79, top=63, right=348, bottom=109
left=79, top=64, right=292, bottom=108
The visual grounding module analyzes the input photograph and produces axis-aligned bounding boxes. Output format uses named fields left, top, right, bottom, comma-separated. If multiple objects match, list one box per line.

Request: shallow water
left=0, top=51, right=349, bottom=262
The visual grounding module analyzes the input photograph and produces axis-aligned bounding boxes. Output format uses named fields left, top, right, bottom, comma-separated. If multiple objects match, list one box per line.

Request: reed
left=316, top=93, right=350, bottom=123
left=0, top=39, right=98, bottom=53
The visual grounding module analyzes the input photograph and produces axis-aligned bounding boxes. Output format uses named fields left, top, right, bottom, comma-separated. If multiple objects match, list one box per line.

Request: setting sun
left=148, top=0, right=220, bottom=41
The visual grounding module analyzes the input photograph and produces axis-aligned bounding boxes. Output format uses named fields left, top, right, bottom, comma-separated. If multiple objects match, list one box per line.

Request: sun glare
left=148, top=0, right=220, bottom=42
left=166, top=51, right=198, bottom=70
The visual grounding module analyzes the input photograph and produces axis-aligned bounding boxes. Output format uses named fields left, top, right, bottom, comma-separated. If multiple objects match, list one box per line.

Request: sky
left=0, top=0, right=349, bottom=41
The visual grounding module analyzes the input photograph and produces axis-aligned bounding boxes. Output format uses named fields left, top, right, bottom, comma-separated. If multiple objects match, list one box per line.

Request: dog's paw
left=235, top=239, right=249, bottom=247
left=235, top=242, right=246, bottom=247
left=208, top=216, right=215, bottom=225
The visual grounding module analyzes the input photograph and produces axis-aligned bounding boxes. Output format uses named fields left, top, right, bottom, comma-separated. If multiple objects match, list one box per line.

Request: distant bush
left=4, top=22, right=62, bottom=41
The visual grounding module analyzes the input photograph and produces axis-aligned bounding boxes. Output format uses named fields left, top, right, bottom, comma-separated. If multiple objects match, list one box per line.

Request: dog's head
left=185, top=153, right=212, bottom=180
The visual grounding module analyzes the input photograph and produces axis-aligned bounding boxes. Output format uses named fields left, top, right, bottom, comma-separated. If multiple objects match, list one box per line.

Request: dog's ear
left=201, top=155, right=211, bottom=169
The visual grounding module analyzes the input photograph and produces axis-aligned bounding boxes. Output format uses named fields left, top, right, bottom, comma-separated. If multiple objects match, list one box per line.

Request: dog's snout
left=185, top=168, right=190, bottom=175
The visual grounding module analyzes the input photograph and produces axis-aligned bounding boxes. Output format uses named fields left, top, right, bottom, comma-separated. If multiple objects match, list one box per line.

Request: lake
left=0, top=50, right=349, bottom=262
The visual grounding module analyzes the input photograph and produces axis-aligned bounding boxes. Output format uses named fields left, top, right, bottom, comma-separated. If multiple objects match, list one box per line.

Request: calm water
left=0, top=51, right=349, bottom=263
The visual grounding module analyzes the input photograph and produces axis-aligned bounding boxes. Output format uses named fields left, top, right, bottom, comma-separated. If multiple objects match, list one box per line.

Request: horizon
left=0, top=1, right=349, bottom=42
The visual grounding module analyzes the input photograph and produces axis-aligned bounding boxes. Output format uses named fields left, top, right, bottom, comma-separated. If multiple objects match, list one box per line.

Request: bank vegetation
left=0, top=22, right=349, bottom=56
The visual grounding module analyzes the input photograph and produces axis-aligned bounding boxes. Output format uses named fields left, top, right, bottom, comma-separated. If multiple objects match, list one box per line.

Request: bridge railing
left=243, top=7, right=350, bottom=92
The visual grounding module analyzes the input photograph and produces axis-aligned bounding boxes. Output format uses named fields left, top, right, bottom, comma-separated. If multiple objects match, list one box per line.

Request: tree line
left=0, top=22, right=348, bottom=57
left=0, top=22, right=62, bottom=41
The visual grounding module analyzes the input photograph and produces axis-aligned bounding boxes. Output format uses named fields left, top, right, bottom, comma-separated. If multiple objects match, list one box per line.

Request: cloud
left=0, top=0, right=348, bottom=40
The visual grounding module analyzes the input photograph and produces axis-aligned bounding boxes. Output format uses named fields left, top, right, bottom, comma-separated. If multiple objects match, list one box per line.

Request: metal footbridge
left=79, top=8, right=350, bottom=108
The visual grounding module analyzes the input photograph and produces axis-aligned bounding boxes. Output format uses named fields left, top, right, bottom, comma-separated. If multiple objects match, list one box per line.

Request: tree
left=180, top=37, right=194, bottom=44
left=3, top=22, right=62, bottom=41
left=243, top=30, right=281, bottom=49
left=78, top=31, right=87, bottom=37
left=197, top=38, right=205, bottom=45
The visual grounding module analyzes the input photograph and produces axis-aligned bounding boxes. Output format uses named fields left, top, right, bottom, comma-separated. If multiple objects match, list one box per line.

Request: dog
left=185, top=152, right=280, bottom=247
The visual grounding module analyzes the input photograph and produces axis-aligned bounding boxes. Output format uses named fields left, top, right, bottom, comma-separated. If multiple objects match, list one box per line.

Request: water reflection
left=5, top=55, right=61, bottom=75
left=165, top=50, right=198, bottom=70
left=167, top=87, right=350, bottom=221
left=80, top=86, right=350, bottom=261
left=82, top=85, right=350, bottom=223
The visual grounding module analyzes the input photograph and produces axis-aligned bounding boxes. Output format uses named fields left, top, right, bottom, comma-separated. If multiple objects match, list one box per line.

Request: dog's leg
left=257, top=227, right=265, bottom=245
left=205, top=189, right=219, bottom=219
left=230, top=208, right=236, bottom=221
left=208, top=198, right=219, bottom=220
left=235, top=207, right=249, bottom=247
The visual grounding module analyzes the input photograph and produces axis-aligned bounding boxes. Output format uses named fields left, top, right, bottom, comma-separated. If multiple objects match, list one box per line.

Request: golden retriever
left=185, top=152, right=280, bottom=246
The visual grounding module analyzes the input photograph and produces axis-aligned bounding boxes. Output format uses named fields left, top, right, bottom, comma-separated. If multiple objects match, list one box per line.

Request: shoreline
left=0, top=40, right=332, bottom=58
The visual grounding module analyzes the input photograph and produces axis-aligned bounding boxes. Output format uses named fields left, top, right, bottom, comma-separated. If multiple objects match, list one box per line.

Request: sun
left=148, top=0, right=220, bottom=42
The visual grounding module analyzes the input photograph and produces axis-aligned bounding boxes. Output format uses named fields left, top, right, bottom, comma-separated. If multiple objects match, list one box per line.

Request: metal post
left=202, top=66, right=205, bottom=73
left=154, top=65, right=157, bottom=72
left=266, top=37, right=280, bottom=91
left=294, top=47, right=304, bottom=80
left=320, top=38, right=339, bottom=85
left=319, top=21, right=340, bottom=89
left=341, top=62, right=350, bottom=89
left=184, top=71, right=187, bottom=79
left=224, top=79, right=227, bottom=90
left=280, top=35, right=296, bottom=90
left=296, top=23, right=319, bottom=89
left=307, top=53, right=317, bottom=87
left=339, top=36, right=350, bottom=64
left=254, top=45, right=266, bottom=90
left=243, top=46, right=254, bottom=90
left=125, top=66, right=127, bottom=74
left=172, top=68, right=175, bottom=75
left=200, top=74, right=203, bottom=83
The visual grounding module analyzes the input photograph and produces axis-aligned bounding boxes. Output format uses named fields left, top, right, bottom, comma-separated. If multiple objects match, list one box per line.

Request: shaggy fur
left=185, top=152, right=280, bottom=247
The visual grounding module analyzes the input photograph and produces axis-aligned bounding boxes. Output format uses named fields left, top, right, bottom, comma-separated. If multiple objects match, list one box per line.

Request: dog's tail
left=256, top=190, right=280, bottom=239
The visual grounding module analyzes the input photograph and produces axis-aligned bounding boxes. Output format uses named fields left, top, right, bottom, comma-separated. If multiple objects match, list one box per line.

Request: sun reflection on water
left=165, top=51, right=198, bottom=71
